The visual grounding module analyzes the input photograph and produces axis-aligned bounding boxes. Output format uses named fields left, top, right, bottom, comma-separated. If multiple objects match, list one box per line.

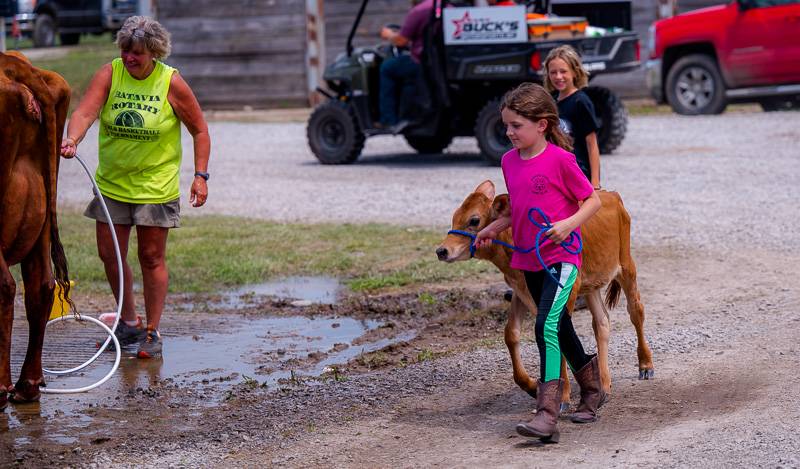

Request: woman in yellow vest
left=60, top=16, right=210, bottom=359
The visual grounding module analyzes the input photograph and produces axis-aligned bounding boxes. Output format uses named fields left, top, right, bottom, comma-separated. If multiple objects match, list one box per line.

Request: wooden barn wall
left=157, top=0, right=308, bottom=109
left=157, top=0, right=725, bottom=108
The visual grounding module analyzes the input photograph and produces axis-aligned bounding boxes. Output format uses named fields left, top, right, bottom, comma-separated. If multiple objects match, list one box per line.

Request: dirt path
left=218, top=248, right=800, bottom=468
left=4, top=244, right=792, bottom=467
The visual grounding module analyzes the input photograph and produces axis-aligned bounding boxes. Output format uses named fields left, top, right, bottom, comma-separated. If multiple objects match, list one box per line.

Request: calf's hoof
left=10, top=379, right=43, bottom=403
left=0, top=391, right=7, bottom=411
left=639, top=368, right=655, bottom=380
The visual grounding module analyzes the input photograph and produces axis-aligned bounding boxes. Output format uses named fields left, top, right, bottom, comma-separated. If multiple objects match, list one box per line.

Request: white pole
left=1, top=21, right=6, bottom=52
left=306, top=0, right=327, bottom=106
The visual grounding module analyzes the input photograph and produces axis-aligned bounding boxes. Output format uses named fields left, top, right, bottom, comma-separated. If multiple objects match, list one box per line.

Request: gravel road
left=41, top=109, right=800, bottom=468
left=58, top=110, right=799, bottom=255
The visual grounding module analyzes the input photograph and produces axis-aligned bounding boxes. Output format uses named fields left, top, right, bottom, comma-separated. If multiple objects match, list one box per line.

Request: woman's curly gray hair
left=116, top=16, right=171, bottom=60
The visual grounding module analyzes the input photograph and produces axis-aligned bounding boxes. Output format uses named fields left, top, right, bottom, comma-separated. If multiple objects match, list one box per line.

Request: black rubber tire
left=665, top=54, right=727, bottom=115
left=33, top=14, right=57, bottom=48
left=583, top=85, right=627, bottom=155
left=759, top=96, right=800, bottom=112
left=307, top=101, right=365, bottom=165
left=474, top=98, right=511, bottom=166
left=60, top=33, right=81, bottom=46
left=404, top=134, right=453, bottom=154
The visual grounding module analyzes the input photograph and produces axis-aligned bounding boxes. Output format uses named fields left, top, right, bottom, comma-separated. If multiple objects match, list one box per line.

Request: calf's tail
left=605, top=278, right=621, bottom=310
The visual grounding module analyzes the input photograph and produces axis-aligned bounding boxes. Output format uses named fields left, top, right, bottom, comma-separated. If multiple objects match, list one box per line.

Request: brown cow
left=436, top=180, right=654, bottom=407
left=0, top=52, right=72, bottom=409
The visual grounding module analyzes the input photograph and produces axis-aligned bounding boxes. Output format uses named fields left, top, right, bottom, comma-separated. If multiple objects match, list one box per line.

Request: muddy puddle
left=4, top=276, right=417, bottom=444
left=11, top=317, right=411, bottom=415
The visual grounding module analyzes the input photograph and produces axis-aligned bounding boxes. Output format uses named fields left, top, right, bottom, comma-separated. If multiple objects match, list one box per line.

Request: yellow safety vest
left=97, top=58, right=181, bottom=203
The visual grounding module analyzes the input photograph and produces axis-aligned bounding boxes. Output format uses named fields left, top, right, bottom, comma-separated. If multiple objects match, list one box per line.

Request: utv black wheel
left=759, top=97, right=799, bottom=112
left=584, top=86, right=627, bottom=154
left=60, top=33, right=81, bottom=46
left=307, top=101, right=365, bottom=164
left=404, top=134, right=453, bottom=154
left=475, top=99, right=511, bottom=166
left=666, top=54, right=727, bottom=115
left=33, top=14, right=56, bottom=48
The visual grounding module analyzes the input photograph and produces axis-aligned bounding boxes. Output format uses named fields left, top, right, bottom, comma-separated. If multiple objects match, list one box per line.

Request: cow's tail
left=50, top=217, right=75, bottom=314
left=44, top=70, right=75, bottom=315
left=604, top=190, right=632, bottom=312
left=604, top=278, right=622, bottom=309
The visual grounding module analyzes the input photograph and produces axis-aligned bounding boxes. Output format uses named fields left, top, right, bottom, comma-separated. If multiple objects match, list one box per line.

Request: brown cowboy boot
left=571, top=355, right=607, bottom=423
left=516, top=378, right=563, bottom=443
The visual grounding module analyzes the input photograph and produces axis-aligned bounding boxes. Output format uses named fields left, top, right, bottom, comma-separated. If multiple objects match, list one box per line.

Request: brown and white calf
left=436, top=180, right=654, bottom=405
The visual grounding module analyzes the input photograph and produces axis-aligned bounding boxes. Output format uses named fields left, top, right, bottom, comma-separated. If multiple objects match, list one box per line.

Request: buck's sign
left=443, top=6, right=527, bottom=45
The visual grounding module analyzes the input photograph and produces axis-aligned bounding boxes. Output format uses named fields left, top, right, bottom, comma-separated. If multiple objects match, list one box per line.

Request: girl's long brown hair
left=500, top=82, right=573, bottom=151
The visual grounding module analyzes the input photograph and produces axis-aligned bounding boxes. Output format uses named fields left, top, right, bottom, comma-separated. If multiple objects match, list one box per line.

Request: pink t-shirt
left=501, top=143, right=594, bottom=272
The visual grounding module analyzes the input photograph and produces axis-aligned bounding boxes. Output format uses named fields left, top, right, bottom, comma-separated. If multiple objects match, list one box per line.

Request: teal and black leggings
left=524, top=263, right=592, bottom=383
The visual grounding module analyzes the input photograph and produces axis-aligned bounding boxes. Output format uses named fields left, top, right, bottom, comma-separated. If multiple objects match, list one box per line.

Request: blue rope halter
left=447, top=207, right=582, bottom=288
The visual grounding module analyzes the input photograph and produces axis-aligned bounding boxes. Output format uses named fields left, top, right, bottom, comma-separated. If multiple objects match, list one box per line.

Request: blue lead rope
left=447, top=207, right=582, bottom=288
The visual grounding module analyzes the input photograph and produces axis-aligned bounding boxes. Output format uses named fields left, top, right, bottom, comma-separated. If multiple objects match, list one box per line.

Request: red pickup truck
left=646, top=0, right=800, bottom=114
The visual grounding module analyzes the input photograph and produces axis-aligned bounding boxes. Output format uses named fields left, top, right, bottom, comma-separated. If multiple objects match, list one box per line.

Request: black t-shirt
left=555, top=90, right=600, bottom=180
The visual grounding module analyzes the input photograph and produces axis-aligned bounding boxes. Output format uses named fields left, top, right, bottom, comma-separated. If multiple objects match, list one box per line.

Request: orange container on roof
left=527, top=15, right=588, bottom=40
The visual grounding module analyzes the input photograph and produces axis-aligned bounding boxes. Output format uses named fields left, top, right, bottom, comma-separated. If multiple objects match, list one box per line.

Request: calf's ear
left=475, top=180, right=495, bottom=200
left=491, top=194, right=511, bottom=220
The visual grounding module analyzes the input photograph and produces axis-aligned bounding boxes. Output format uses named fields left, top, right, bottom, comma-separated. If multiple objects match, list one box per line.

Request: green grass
left=17, top=34, right=119, bottom=113
left=6, top=31, right=116, bottom=50
left=55, top=210, right=493, bottom=295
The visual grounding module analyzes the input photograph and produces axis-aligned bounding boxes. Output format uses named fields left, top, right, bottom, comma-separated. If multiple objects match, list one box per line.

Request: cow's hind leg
left=618, top=264, right=654, bottom=379
left=505, top=295, right=538, bottom=397
left=12, top=244, right=54, bottom=403
left=586, top=289, right=612, bottom=394
left=0, top=256, right=16, bottom=410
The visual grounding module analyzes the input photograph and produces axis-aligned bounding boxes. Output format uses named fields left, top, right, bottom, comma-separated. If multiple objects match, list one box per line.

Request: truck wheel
left=33, top=14, right=57, bottom=48
left=60, top=33, right=81, bottom=46
left=404, top=134, right=453, bottom=154
left=474, top=99, right=510, bottom=166
left=307, top=101, right=365, bottom=164
left=665, top=54, right=727, bottom=115
left=584, top=86, right=627, bottom=155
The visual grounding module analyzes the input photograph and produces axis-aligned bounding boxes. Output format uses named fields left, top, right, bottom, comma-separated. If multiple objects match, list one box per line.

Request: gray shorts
left=84, top=195, right=181, bottom=228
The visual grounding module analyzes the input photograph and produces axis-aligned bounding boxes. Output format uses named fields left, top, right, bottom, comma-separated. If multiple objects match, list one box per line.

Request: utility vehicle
left=307, top=0, right=640, bottom=165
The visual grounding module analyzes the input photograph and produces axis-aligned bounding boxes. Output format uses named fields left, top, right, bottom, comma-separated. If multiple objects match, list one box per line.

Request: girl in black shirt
left=543, top=46, right=602, bottom=190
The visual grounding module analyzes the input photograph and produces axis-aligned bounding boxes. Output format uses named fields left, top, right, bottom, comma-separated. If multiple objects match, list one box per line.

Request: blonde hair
left=116, top=16, right=171, bottom=60
left=500, top=82, right=573, bottom=152
left=543, top=45, right=589, bottom=93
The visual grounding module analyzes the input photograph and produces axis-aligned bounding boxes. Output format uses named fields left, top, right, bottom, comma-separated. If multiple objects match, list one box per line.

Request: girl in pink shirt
left=475, top=83, right=603, bottom=443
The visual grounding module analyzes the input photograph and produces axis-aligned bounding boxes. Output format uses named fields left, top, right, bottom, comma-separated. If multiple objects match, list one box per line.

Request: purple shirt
left=501, top=143, right=594, bottom=272
left=400, top=0, right=434, bottom=63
